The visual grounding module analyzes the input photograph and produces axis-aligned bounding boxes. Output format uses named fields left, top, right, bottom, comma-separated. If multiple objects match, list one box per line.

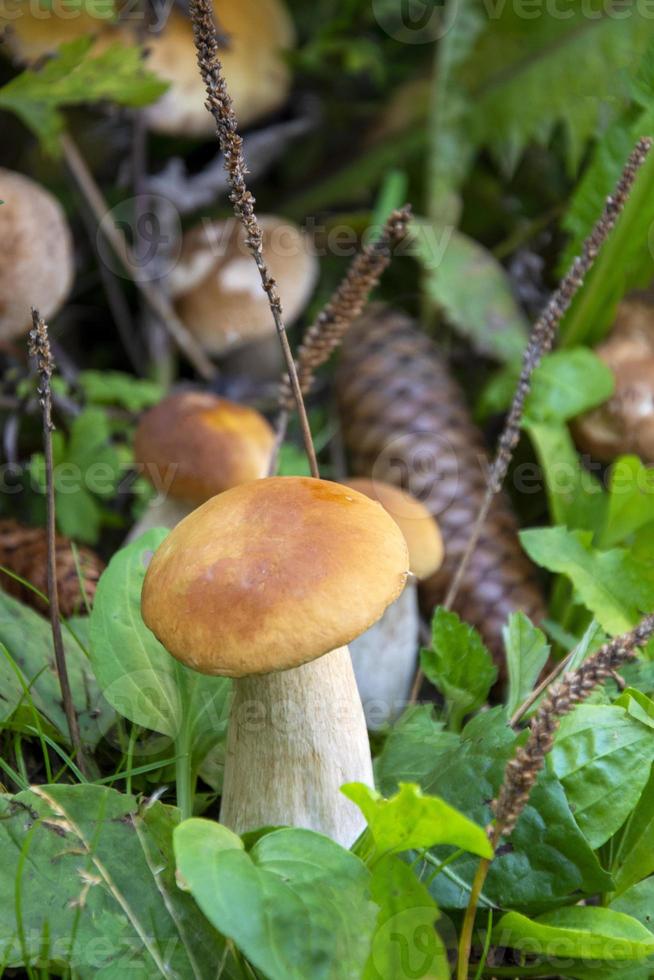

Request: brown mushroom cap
left=343, top=477, right=444, bottom=580
left=0, top=169, right=74, bottom=341
left=0, top=8, right=114, bottom=61
left=141, top=477, right=409, bottom=676
left=170, top=216, right=317, bottom=355
left=574, top=357, right=654, bottom=464
left=139, top=0, right=295, bottom=137
left=133, top=391, right=275, bottom=504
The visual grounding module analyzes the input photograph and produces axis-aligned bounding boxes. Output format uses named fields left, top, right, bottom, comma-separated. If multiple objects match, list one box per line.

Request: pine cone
left=0, top=520, right=105, bottom=617
left=335, top=307, right=546, bottom=667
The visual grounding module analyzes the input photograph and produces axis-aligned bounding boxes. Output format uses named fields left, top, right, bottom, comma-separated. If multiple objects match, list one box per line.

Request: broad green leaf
left=413, top=224, right=528, bottom=364
left=78, top=370, right=164, bottom=412
left=549, top=704, right=654, bottom=848
left=421, top=608, right=497, bottom=730
left=89, top=532, right=231, bottom=758
left=612, top=765, right=654, bottom=896
left=520, top=526, right=654, bottom=634
left=174, top=819, right=376, bottom=980
left=522, top=422, right=607, bottom=532
left=376, top=708, right=612, bottom=910
left=612, top=877, right=654, bottom=933
left=0, top=591, right=113, bottom=746
left=503, top=612, right=550, bottom=718
left=524, top=349, right=615, bottom=424
left=0, top=37, right=168, bottom=153
left=364, top=855, right=449, bottom=980
left=493, top=907, right=654, bottom=962
left=0, top=642, right=29, bottom=722
left=599, top=456, right=654, bottom=548
left=342, top=782, right=492, bottom=861
left=0, top=784, right=229, bottom=977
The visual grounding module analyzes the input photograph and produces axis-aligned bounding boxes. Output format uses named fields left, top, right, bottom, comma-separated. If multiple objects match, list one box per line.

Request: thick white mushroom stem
left=220, top=645, right=373, bottom=848
left=126, top=497, right=194, bottom=543
left=349, top=580, right=419, bottom=731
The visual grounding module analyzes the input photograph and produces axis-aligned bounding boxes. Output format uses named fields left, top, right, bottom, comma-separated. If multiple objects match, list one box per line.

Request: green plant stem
left=175, top=674, right=195, bottom=820
left=457, top=856, right=492, bottom=980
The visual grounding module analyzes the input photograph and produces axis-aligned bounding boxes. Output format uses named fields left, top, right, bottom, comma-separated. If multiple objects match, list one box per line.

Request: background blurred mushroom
left=138, top=0, right=295, bottom=138
left=129, top=390, right=275, bottom=538
left=141, top=476, right=409, bottom=846
left=0, top=169, right=74, bottom=346
left=342, top=478, right=443, bottom=728
left=169, top=215, right=318, bottom=378
left=574, top=298, right=654, bottom=463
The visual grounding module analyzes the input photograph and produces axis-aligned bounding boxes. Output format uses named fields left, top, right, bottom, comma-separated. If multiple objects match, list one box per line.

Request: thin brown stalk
left=59, top=133, right=215, bottom=382
left=188, top=0, right=319, bottom=478
left=411, top=136, right=652, bottom=705
left=457, top=612, right=654, bottom=979
left=28, top=311, right=88, bottom=777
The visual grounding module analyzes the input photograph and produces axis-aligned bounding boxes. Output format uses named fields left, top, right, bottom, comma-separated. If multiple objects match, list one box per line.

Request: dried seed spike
left=188, top=0, right=319, bottom=477
left=279, top=206, right=413, bottom=411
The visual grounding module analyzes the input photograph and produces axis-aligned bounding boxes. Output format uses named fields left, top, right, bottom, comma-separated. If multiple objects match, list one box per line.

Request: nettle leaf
left=503, top=612, right=550, bottom=719
left=0, top=37, right=168, bottom=153
left=599, top=456, right=654, bottom=548
left=376, top=708, right=611, bottom=910
left=421, top=608, right=497, bottom=730
left=174, top=819, right=376, bottom=980
left=0, top=591, right=113, bottom=746
left=493, top=907, right=654, bottom=962
left=548, top=704, right=654, bottom=849
left=522, top=421, right=607, bottom=533
left=364, top=855, right=448, bottom=980
left=520, top=526, right=654, bottom=634
left=465, top=10, right=654, bottom=172
left=0, top=784, right=229, bottom=977
left=89, top=531, right=231, bottom=762
left=78, top=370, right=164, bottom=413
left=414, top=223, right=528, bottom=364
left=342, top=782, right=492, bottom=861
left=524, top=349, right=615, bottom=424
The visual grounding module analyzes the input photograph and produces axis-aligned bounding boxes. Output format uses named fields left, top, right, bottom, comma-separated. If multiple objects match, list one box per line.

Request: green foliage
left=612, top=763, right=654, bottom=897
left=465, top=10, right=654, bottom=172
left=548, top=702, right=654, bottom=848
left=89, top=531, right=231, bottom=766
left=343, top=781, right=492, bottom=863
left=599, top=456, right=654, bottom=549
left=493, top=907, right=654, bottom=962
left=503, top=612, right=551, bottom=718
left=413, top=223, right=528, bottom=364
left=29, top=408, right=122, bottom=544
left=174, top=819, right=377, bottom=980
left=375, top=708, right=612, bottom=910
left=420, top=608, right=497, bottom=730
left=77, top=370, right=163, bottom=413
left=524, top=349, right=615, bottom=425
left=0, top=37, right=168, bottom=153
left=0, top=591, right=113, bottom=746
left=0, top=784, right=229, bottom=977
left=521, top=526, right=654, bottom=634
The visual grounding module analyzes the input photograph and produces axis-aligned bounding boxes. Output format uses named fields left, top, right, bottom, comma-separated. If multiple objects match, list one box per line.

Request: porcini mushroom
left=0, top=169, right=74, bottom=343
left=138, top=0, right=295, bottom=138
left=574, top=299, right=654, bottom=464
left=141, top=476, right=409, bottom=845
left=169, top=215, right=318, bottom=379
left=343, top=478, right=444, bottom=728
left=129, top=390, right=275, bottom=537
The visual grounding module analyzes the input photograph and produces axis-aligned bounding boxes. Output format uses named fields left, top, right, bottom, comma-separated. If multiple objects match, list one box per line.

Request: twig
left=188, top=0, right=319, bottom=478
left=59, top=133, right=216, bottom=382
left=27, top=311, right=88, bottom=777
left=410, top=136, right=653, bottom=705
left=456, top=612, right=654, bottom=979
